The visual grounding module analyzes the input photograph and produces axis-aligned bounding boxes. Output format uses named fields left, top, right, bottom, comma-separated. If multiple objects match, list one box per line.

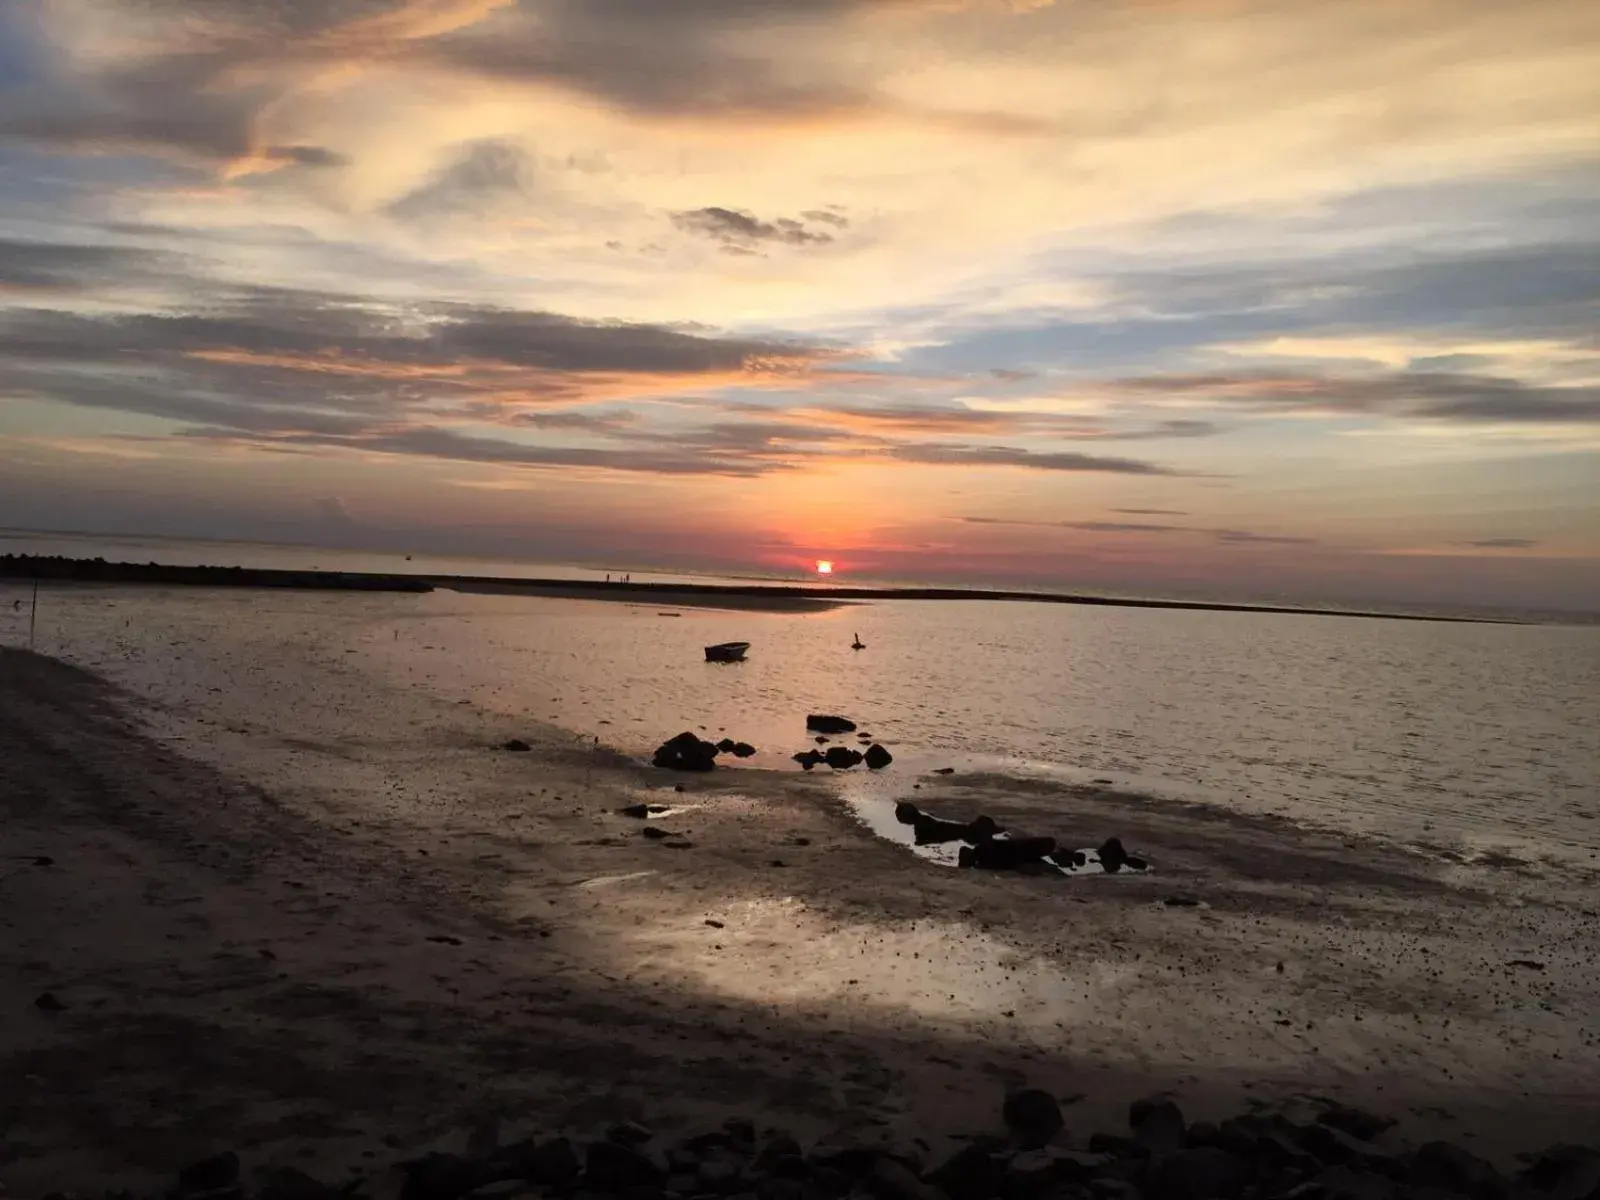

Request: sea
left=4, top=529, right=1598, bottom=869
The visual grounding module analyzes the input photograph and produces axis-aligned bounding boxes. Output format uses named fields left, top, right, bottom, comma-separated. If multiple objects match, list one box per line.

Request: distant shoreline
left=0, top=552, right=1518, bottom=623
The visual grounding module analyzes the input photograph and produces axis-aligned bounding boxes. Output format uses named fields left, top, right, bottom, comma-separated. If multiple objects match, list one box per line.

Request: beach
left=2, top=586, right=1598, bottom=1195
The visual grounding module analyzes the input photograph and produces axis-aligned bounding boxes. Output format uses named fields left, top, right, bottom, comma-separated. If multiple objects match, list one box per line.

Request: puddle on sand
left=833, top=771, right=1149, bottom=877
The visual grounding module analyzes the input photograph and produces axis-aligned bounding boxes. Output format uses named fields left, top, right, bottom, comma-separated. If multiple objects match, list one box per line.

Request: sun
left=815, top=560, right=834, bottom=575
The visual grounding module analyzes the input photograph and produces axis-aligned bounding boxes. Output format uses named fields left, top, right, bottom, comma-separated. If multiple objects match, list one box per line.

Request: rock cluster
left=790, top=717, right=892, bottom=771
left=90, top=1094, right=1599, bottom=1200
left=651, top=734, right=755, bottom=771
left=894, top=804, right=1148, bottom=875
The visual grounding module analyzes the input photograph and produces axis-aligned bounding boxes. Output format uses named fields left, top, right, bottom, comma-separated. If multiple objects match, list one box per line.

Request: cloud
left=1462, top=537, right=1539, bottom=549
left=0, top=238, right=183, bottom=293
left=892, top=444, right=1176, bottom=475
left=795, top=403, right=1222, bottom=440
left=1114, top=507, right=1189, bottom=516
left=672, top=207, right=841, bottom=253
left=959, top=516, right=1318, bottom=544
left=386, top=139, right=535, bottom=221
left=1112, top=370, right=1600, bottom=425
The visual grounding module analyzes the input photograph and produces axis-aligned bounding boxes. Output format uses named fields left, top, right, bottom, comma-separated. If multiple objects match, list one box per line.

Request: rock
left=609, top=1122, right=655, bottom=1148
left=871, top=1157, right=943, bottom=1200
left=506, top=1138, right=580, bottom=1189
left=1152, top=1148, right=1248, bottom=1200
left=1087, top=1134, right=1140, bottom=1158
left=1003, top=1150, right=1075, bottom=1199
left=1299, top=1124, right=1395, bottom=1171
left=1538, top=1154, right=1600, bottom=1200
left=717, top=738, right=738, bottom=752
left=964, top=837, right=1057, bottom=871
left=698, top=1159, right=746, bottom=1193
left=933, top=768, right=955, bottom=775
left=895, top=802, right=924, bottom=824
left=654, top=731, right=719, bottom=772
left=865, top=745, right=894, bottom=770
left=503, top=739, right=532, bottom=752
left=825, top=747, right=865, bottom=769
left=1162, top=897, right=1199, bottom=908
left=1409, top=1142, right=1504, bottom=1200
left=816, top=736, right=830, bottom=744
left=585, top=1141, right=665, bottom=1190
left=794, top=750, right=827, bottom=769
left=732, top=743, right=757, bottom=758
left=1315, top=1106, right=1395, bottom=1143
left=757, top=1137, right=807, bottom=1172
left=807, top=715, right=858, bottom=734
left=1129, top=1097, right=1186, bottom=1156
left=705, top=918, right=726, bottom=929
left=914, top=815, right=978, bottom=845
left=33, top=991, right=67, bottom=1012
left=1184, top=1123, right=1220, bottom=1150
left=1519, top=1146, right=1600, bottom=1194
left=1003, top=1089, right=1065, bottom=1150
left=927, top=1144, right=1007, bottom=1200
left=399, top=1153, right=487, bottom=1200
left=641, top=826, right=681, bottom=840
left=1313, top=1167, right=1398, bottom=1200
left=256, top=1166, right=347, bottom=1200
left=31, top=856, right=53, bottom=867
left=1099, top=838, right=1133, bottom=872
left=180, top=1151, right=242, bottom=1193
left=724, top=1117, right=758, bottom=1147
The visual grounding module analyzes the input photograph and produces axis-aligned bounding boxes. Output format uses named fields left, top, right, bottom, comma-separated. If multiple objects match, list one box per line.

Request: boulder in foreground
left=864, top=743, right=893, bottom=769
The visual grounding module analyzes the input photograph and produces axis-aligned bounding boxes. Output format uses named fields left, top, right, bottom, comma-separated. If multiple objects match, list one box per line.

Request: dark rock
left=655, top=731, right=720, bottom=772
left=180, top=1151, right=242, bottom=1193
left=1129, top=1097, right=1186, bottom=1156
left=724, top=1118, right=758, bottom=1147
left=1537, top=1154, right=1600, bottom=1200
left=503, top=739, right=532, bottom=752
left=256, top=1166, right=349, bottom=1200
left=824, top=747, right=865, bottom=769
left=621, top=803, right=653, bottom=818
left=1152, top=1148, right=1248, bottom=1200
left=502, top=1137, right=581, bottom=1189
left=1002, top=1151, right=1074, bottom=1200
left=757, top=1137, right=807, bottom=1173
left=425, top=934, right=464, bottom=945
left=816, top=736, right=830, bottom=744
left=1312, top=1167, right=1399, bottom=1200
left=609, top=1122, right=656, bottom=1148
left=1088, top=1135, right=1142, bottom=1158
left=699, top=1159, right=746, bottom=1193
left=965, top=837, right=1057, bottom=871
left=642, top=826, right=680, bottom=840
left=399, top=1154, right=486, bottom=1200
left=807, top=715, right=858, bottom=734
left=865, top=745, right=894, bottom=770
left=928, top=1144, right=1007, bottom=1200
left=717, top=738, right=739, bottom=752
left=706, top=919, right=726, bottom=929
left=586, top=1141, right=665, bottom=1190
left=33, top=991, right=67, bottom=1012
left=1519, top=1145, right=1600, bottom=1194
left=1409, top=1142, right=1504, bottom=1200
left=31, top=855, right=54, bottom=867
left=895, top=802, right=924, bottom=824
left=1003, top=1089, right=1065, bottom=1150
left=1099, top=838, right=1132, bottom=872
left=933, top=768, right=955, bottom=775
left=872, top=1157, right=942, bottom=1200
left=731, top=743, right=757, bottom=758
left=1184, top=1123, right=1221, bottom=1150
left=1163, top=897, right=1201, bottom=908
left=1299, top=1124, right=1394, bottom=1171
left=1315, top=1106, right=1395, bottom=1143
left=794, top=750, right=827, bottom=769
left=914, top=815, right=976, bottom=845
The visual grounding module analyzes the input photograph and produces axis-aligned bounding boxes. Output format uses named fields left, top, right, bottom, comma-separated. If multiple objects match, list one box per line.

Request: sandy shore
left=2, top=624, right=1597, bottom=1194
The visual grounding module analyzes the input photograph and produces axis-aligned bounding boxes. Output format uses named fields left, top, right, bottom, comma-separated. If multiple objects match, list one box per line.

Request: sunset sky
left=0, top=0, right=1596, bottom=607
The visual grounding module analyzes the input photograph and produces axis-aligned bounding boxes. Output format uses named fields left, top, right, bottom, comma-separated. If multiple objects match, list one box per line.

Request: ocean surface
left=4, top=531, right=1598, bottom=869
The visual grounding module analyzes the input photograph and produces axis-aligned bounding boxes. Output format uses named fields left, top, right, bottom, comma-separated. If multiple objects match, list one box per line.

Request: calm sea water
left=4, top=532, right=1597, bottom=867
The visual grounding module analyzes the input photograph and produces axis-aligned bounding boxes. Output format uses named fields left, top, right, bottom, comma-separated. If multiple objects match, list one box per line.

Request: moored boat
left=704, top=641, right=750, bottom=662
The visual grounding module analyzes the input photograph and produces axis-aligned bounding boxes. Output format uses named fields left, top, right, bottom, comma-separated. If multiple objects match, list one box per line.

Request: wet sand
left=2, top=616, right=1597, bottom=1194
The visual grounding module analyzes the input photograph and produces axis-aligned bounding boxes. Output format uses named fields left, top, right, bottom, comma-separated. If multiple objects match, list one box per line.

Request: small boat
left=704, top=641, right=750, bottom=663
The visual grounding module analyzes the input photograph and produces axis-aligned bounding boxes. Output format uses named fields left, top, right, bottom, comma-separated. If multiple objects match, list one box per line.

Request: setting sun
left=815, top=560, right=834, bottom=575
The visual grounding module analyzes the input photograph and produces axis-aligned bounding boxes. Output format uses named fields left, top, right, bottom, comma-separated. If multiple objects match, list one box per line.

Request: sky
left=0, top=0, right=1596, bottom=609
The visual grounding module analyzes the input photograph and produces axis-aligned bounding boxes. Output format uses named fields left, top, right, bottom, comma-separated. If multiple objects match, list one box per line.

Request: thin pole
left=29, top=579, right=38, bottom=649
